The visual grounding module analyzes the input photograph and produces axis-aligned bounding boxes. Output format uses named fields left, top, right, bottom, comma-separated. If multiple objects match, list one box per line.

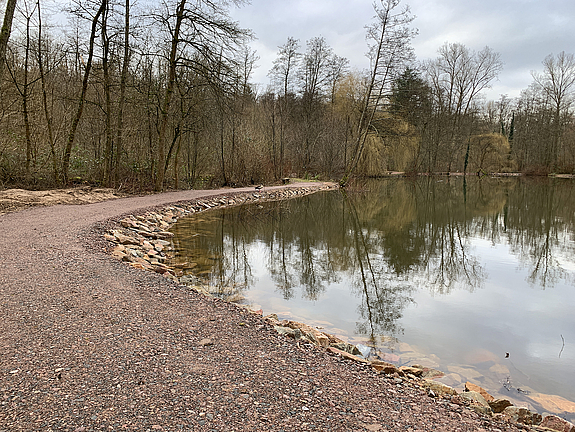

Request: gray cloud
left=230, top=0, right=575, bottom=100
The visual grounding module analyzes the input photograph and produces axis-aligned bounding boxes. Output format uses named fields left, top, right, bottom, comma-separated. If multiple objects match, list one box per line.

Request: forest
left=1, top=0, right=574, bottom=191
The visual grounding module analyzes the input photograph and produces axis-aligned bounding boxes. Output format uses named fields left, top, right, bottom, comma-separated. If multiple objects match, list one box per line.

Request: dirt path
left=0, top=184, right=521, bottom=431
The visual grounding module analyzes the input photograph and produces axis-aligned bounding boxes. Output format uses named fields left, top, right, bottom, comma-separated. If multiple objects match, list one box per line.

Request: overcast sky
left=229, top=0, right=575, bottom=101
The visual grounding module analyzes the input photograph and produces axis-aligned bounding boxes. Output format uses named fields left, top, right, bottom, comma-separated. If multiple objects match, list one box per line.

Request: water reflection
left=171, top=177, right=575, bottom=329
left=170, top=177, right=575, bottom=416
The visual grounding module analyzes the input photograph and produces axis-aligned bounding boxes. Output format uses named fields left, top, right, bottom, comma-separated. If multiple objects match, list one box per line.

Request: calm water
left=170, top=177, right=575, bottom=419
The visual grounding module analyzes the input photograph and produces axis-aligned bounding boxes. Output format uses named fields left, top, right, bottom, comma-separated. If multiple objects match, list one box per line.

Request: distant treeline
left=0, top=0, right=574, bottom=190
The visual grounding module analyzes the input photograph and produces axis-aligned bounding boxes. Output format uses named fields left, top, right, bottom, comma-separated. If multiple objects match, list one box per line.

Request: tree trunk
left=115, top=0, right=130, bottom=186
left=101, top=3, right=113, bottom=187
left=156, top=0, right=186, bottom=191
left=0, top=0, right=17, bottom=81
left=62, top=0, right=107, bottom=185
left=23, top=11, right=33, bottom=180
left=37, top=0, right=58, bottom=183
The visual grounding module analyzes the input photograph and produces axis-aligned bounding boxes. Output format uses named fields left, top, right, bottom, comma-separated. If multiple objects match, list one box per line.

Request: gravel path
left=0, top=185, right=522, bottom=432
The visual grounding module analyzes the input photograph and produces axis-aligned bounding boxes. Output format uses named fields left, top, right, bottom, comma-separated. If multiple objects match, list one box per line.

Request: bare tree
left=61, top=0, right=107, bottom=185
left=299, top=36, right=336, bottom=172
left=268, top=37, right=300, bottom=179
left=115, top=0, right=130, bottom=185
left=36, top=0, right=59, bottom=183
left=340, top=0, right=416, bottom=187
left=152, top=0, right=249, bottom=190
left=532, top=51, right=575, bottom=169
left=424, top=43, right=503, bottom=172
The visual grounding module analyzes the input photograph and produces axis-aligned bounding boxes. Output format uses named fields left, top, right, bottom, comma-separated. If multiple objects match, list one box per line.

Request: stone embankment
left=269, top=320, right=575, bottom=432
left=104, top=184, right=336, bottom=283
left=102, top=183, right=575, bottom=432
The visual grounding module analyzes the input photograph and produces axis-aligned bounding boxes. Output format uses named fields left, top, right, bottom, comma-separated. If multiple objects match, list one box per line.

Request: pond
left=169, top=177, right=575, bottom=420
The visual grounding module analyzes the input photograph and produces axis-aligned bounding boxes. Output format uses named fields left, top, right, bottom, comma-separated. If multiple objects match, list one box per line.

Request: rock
left=464, top=348, right=499, bottom=364
left=437, top=373, right=463, bottom=388
left=330, top=342, right=361, bottom=356
left=489, top=363, right=510, bottom=375
left=356, top=343, right=372, bottom=358
left=451, top=395, right=465, bottom=406
left=489, top=399, right=513, bottom=414
left=282, top=321, right=330, bottom=348
left=399, top=366, right=425, bottom=377
left=400, top=365, right=444, bottom=379
left=114, top=232, right=140, bottom=245
left=529, top=393, right=575, bottom=414
left=418, top=367, right=444, bottom=379
left=153, top=265, right=169, bottom=274
left=274, top=326, right=302, bottom=340
left=375, top=351, right=400, bottom=363
left=327, top=347, right=370, bottom=364
left=111, top=249, right=127, bottom=260
left=199, top=338, right=213, bottom=347
left=446, top=365, right=484, bottom=381
left=420, top=380, right=457, bottom=397
left=502, top=406, right=542, bottom=426
left=141, top=230, right=173, bottom=240
left=470, top=405, right=493, bottom=417
left=225, top=293, right=244, bottom=303
left=540, top=415, right=575, bottom=432
left=465, top=382, right=495, bottom=402
left=120, top=218, right=138, bottom=228
left=264, top=314, right=279, bottom=324
left=371, top=361, right=405, bottom=376
left=461, top=391, right=492, bottom=416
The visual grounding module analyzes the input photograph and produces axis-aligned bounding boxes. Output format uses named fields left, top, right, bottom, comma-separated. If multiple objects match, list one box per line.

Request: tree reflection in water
left=170, top=177, right=575, bottom=341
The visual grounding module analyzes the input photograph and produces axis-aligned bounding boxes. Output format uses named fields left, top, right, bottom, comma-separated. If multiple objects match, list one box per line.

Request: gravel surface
left=0, top=184, right=523, bottom=431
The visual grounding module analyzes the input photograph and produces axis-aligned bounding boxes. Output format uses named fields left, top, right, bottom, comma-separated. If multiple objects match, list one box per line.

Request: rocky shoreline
left=102, top=183, right=575, bottom=432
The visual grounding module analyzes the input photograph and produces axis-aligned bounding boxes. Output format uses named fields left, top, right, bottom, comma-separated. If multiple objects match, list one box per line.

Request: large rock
left=111, top=247, right=127, bottom=260
left=420, top=380, right=457, bottom=397
left=461, top=391, right=490, bottom=407
left=489, top=398, right=513, bottom=414
left=400, top=366, right=425, bottom=377
left=502, top=406, right=542, bottom=426
left=120, top=218, right=138, bottom=228
left=330, top=342, right=361, bottom=356
left=327, top=347, right=370, bottom=364
left=371, top=361, right=405, bottom=376
left=282, top=321, right=330, bottom=348
left=540, top=415, right=575, bottom=432
left=274, top=326, right=303, bottom=339
left=409, top=365, right=445, bottom=379
left=114, top=232, right=140, bottom=245
left=461, top=391, right=492, bottom=416
left=465, top=382, right=495, bottom=402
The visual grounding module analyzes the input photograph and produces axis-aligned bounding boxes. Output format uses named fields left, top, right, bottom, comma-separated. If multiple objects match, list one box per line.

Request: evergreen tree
left=389, top=67, right=431, bottom=128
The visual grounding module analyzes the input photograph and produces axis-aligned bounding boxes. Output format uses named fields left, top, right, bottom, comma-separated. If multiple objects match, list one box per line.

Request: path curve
left=0, top=184, right=520, bottom=431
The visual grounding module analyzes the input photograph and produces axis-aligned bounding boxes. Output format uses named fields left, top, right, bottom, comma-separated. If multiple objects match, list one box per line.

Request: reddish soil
left=0, top=185, right=522, bottom=431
